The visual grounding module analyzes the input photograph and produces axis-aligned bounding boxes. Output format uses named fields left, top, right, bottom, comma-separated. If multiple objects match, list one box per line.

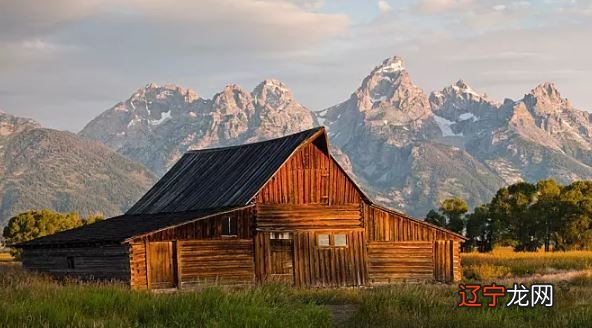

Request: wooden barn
left=16, top=127, right=465, bottom=289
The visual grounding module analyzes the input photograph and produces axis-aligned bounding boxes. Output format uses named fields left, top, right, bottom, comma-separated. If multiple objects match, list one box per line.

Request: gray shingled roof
left=126, top=127, right=325, bottom=215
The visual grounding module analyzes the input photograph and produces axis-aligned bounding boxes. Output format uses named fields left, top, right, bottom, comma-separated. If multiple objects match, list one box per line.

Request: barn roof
left=126, top=127, right=326, bottom=215
left=16, top=206, right=249, bottom=247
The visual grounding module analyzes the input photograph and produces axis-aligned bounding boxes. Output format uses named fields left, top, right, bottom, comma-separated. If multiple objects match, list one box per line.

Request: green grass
left=0, top=265, right=331, bottom=327
left=3, top=249, right=592, bottom=327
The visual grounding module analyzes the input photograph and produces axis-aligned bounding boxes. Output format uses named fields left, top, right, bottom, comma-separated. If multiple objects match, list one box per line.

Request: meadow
left=1, top=249, right=592, bottom=327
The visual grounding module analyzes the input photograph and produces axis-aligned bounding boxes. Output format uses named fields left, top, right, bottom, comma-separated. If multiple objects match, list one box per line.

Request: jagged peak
left=451, top=79, right=480, bottom=97
left=373, top=56, right=406, bottom=74
left=128, top=83, right=200, bottom=104
left=530, top=82, right=561, bottom=99
left=253, top=79, right=292, bottom=94
left=218, top=83, right=251, bottom=95
left=212, top=84, right=253, bottom=108
left=252, top=79, right=295, bottom=107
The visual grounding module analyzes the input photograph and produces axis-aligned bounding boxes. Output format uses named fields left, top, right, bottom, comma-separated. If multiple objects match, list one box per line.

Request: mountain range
left=2, top=55, right=592, bottom=224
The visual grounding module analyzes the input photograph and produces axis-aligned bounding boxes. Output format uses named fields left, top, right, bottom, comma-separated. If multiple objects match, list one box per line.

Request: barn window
left=66, top=256, right=75, bottom=269
left=317, top=234, right=330, bottom=247
left=271, top=232, right=293, bottom=240
left=222, top=216, right=237, bottom=236
left=334, top=234, right=347, bottom=247
left=318, top=233, right=348, bottom=247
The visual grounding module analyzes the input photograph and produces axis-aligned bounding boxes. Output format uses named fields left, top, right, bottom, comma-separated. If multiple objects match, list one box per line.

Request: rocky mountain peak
left=212, top=84, right=254, bottom=116
left=523, top=82, right=569, bottom=114
left=374, top=56, right=406, bottom=74
left=351, top=56, right=429, bottom=120
left=253, top=79, right=294, bottom=110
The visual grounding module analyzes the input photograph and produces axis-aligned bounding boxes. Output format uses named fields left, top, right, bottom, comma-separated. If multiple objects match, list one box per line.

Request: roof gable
left=127, top=127, right=325, bottom=215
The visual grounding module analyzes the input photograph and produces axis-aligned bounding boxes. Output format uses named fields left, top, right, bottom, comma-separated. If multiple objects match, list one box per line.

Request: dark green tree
left=465, top=204, right=492, bottom=252
left=489, top=182, right=539, bottom=251
left=425, top=209, right=446, bottom=227
left=425, top=198, right=468, bottom=235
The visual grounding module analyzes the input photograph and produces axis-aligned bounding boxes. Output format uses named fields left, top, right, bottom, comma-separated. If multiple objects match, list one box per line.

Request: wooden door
left=270, top=239, right=294, bottom=284
left=148, top=241, right=176, bottom=289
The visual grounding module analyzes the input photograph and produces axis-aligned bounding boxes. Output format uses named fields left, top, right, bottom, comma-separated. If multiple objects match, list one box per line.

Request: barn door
left=269, top=233, right=294, bottom=284
left=148, top=241, right=176, bottom=289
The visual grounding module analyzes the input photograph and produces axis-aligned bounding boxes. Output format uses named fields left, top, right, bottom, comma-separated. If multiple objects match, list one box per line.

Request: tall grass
left=3, top=249, right=592, bottom=327
left=0, top=266, right=331, bottom=328
left=346, top=283, right=592, bottom=328
left=463, top=247, right=592, bottom=279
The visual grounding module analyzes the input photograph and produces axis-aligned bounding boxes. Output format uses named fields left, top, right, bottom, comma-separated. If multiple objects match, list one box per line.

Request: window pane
left=222, top=217, right=237, bottom=235
left=271, top=232, right=293, bottom=240
left=318, top=234, right=330, bottom=246
left=334, top=234, right=347, bottom=246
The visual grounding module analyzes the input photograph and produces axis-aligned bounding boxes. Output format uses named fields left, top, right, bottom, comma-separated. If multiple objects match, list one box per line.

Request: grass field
left=1, top=249, right=592, bottom=327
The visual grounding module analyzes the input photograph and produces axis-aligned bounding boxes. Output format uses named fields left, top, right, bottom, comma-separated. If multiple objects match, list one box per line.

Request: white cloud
left=1, top=0, right=591, bottom=132
left=415, top=0, right=473, bottom=13
left=493, top=4, right=506, bottom=11
left=378, top=0, right=392, bottom=13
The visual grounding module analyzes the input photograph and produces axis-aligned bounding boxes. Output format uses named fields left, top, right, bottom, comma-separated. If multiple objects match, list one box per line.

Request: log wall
left=256, top=142, right=361, bottom=206
left=368, top=241, right=434, bottom=283
left=128, top=207, right=255, bottom=289
left=21, top=245, right=130, bottom=282
left=178, top=239, right=255, bottom=287
left=255, top=230, right=367, bottom=287
left=256, top=204, right=362, bottom=230
left=364, top=204, right=463, bottom=282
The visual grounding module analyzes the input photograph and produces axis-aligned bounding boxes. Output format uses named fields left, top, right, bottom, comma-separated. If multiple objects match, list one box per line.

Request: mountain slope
left=0, top=112, right=156, bottom=226
left=80, top=81, right=318, bottom=175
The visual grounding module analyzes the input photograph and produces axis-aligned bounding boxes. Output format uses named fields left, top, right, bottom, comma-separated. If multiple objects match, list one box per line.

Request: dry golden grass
left=0, top=252, right=14, bottom=262
left=462, top=247, right=592, bottom=280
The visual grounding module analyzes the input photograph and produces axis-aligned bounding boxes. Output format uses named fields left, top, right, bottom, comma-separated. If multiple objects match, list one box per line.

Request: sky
left=0, top=0, right=591, bottom=131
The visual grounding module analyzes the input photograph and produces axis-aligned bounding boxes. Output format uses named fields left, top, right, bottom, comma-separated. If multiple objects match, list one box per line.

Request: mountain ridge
left=0, top=111, right=157, bottom=226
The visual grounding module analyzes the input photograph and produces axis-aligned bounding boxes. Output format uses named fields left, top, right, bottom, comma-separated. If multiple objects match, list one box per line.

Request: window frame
left=317, top=233, right=348, bottom=248
left=221, top=216, right=238, bottom=237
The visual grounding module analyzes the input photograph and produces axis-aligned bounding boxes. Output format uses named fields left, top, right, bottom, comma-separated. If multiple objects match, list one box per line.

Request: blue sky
left=0, top=0, right=590, bottom=131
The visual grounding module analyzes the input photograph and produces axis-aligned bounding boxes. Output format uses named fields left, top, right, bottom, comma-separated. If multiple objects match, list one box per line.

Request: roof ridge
left=185, top=127, right=324, bottom=154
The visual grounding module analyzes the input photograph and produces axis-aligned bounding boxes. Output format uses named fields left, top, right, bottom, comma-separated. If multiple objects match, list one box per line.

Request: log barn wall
left=21, top=245, right=130, bottom=282
left=364, top=204, right=463, bottom=282
left=254, top=230, right=367, bottom=287
left=178, top=239, right=254, bottom=287
left=368, top=241, right=434, bottom=283
left=253, top=140, right=369, bottom=287
left=128, top=207, right=255, bottom=289
left=255, top=142, right=362, bottom=206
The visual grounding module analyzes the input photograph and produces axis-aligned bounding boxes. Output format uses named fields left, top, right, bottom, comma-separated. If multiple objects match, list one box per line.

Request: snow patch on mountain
left=433, top=114, right=463, bottom=137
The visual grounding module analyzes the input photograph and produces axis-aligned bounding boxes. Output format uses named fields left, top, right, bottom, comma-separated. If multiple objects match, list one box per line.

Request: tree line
left=426, top=179, right=592, bottom=252
left=2, top=209, right=104, bottom=258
